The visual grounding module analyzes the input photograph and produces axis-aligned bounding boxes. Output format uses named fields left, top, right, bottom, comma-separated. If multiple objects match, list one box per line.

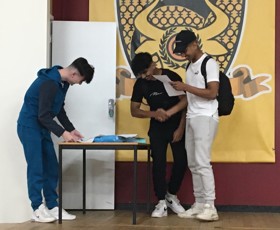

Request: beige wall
left=0, top=0, right=50, bottom=223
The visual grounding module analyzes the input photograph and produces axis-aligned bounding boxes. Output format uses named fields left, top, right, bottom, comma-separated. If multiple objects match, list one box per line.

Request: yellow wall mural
left=89, top=0, right=275, bottom=162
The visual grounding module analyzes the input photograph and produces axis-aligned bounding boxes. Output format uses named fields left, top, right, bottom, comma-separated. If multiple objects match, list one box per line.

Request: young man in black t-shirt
left=130, top=52, right=188, bottom=218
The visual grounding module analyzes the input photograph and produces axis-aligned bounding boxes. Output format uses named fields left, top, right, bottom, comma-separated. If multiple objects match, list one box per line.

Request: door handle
left=108, top=99, right=115, bottom=118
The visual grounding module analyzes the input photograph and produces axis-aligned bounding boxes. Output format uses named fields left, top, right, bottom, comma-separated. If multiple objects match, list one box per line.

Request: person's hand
left=62, top=131, right=76, bottom=142
left=71, top=130, right=84, bottom=141
left=172, top=127, right=184, bottom=143
left=170, top=81, right=186, bottom=91
left=155, top=109, right=169, bottom=122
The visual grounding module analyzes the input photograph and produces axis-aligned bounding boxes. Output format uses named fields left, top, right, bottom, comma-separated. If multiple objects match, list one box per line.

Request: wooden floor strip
left=1, top=210, right=280, bottom=230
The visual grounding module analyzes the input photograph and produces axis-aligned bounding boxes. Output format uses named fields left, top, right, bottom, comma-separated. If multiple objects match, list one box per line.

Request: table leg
left=147, top=147, right=151, bottom=213
left=83, top=149, right=86, bottom=214
left=58, top=146, right=63, bottom=224
left=132, top=146, right=137, bottom=225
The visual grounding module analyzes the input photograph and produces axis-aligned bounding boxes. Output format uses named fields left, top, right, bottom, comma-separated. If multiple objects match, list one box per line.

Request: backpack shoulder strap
left=185, top=61, right=191, bottom=70
left=201, top=55, right=211, bottom=88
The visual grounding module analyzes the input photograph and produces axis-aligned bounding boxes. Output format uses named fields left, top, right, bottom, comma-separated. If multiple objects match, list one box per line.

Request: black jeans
left=149, top=126, right=187, bottom=200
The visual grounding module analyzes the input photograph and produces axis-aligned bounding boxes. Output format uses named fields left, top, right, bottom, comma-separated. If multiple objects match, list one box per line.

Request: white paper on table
left=153, top=75, right=185, bottom=96
left=117, top=134, right=138, bottom=138
left=77, top=137, right=95, bottom=143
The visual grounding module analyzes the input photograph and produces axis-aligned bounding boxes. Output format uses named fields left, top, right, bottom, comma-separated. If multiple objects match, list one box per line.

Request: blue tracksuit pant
left=17, top=124, right=58, bottom=210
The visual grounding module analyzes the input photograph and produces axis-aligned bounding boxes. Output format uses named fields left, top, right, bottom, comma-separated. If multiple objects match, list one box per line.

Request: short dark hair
left=70, top=57, right=95, bottom=83
left=131, top=52, right=153, bottom=77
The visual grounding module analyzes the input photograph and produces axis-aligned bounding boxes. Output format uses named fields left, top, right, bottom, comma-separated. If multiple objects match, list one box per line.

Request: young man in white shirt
left=169, top=30, right=219, bottom=221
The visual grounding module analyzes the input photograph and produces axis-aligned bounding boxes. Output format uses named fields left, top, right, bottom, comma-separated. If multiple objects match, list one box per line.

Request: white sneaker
left=49, top=207, right=76, bottom=220
left=32, top=204, right=56, bottom=223
left=196, top=204, right=219, bottom=221
left=178, top=202, right=204, bottom=218
left=151, top=200, right=167, bottom=218
left=165, top=192, right=185, bottom=214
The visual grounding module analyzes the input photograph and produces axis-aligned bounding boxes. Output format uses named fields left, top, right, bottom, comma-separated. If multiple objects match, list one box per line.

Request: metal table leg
left=147, top=147, right=151, bottom=213
left=59, top=145, right=63, bottom=224
left=83, top=149, right=86, bottom=214
left=132, top=146, right=137, bottom=225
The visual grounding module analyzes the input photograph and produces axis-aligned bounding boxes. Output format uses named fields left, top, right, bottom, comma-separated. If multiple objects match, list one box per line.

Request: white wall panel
left=0, top=0, right=50, bottom=223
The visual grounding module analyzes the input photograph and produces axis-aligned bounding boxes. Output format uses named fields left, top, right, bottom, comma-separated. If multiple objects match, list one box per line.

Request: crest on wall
left=116, top=0, right=271, bottom=100
left=116, top=0, right=246, bottom=72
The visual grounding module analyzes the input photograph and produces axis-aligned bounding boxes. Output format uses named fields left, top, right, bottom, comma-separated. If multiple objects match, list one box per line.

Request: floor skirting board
left=116, top=203, right=280, bottom=213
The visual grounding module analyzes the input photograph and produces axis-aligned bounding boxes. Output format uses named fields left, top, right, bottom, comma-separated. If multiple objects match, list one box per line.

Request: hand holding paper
left=153, top=75, right=185, bottom=96
left=169, top=81, right=187, bottom=92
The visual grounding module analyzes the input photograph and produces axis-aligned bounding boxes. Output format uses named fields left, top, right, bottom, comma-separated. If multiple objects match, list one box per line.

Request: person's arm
left=130, top=101, right=168, bottom=121
left=130, top=79, right=168, bottom=121
left=130, top=79, right=156, bottom=119
left=38, top=81, right=79, bottom=142
left=56, top=106, right=75, bottom=132
left=172, top=106, right=187, bottom=143
left=38, top=81, right=66, bottom=137
left=165, top=95, right=188, bottom=117
left=170, top=59, right=219, bottom=99
left=170, top=81, right=218, bottom=100
left=156, top=96, right=187, bottom=142
left=57, top=106, right=84, bottom=141
left=161, top=95, right=187, bottom=142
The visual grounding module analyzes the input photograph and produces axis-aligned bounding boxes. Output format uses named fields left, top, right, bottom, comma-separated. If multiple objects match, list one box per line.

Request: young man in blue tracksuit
left=17, top=57, right=94, bottom=223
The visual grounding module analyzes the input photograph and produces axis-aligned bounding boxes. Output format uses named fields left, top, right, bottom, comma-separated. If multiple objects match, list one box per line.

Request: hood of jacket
left=37, top=65, right=63, bottom=83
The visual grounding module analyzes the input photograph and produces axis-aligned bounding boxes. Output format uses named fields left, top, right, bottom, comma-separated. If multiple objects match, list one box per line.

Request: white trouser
left=185, top=116, right=218, bottom=205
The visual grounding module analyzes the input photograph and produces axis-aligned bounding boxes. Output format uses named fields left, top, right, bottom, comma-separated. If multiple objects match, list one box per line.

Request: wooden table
left=58, top=142, right=151, bottom=225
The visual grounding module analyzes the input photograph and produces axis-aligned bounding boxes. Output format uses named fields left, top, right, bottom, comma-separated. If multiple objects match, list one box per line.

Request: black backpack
left=186, top=56, right=235, bottom=116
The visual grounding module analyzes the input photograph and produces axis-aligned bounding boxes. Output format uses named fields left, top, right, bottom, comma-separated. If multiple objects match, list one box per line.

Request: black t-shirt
left=131, top=69, right=183, bottom=128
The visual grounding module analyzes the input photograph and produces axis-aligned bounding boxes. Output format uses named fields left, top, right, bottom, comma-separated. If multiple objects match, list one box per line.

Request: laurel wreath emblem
left=159, top=28, right=185, bottom=69
left=159, top=27, right=202, bottom=69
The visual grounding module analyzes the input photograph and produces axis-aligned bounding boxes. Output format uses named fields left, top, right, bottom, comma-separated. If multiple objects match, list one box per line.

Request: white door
left=51, top=21, right=116, bottom=209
